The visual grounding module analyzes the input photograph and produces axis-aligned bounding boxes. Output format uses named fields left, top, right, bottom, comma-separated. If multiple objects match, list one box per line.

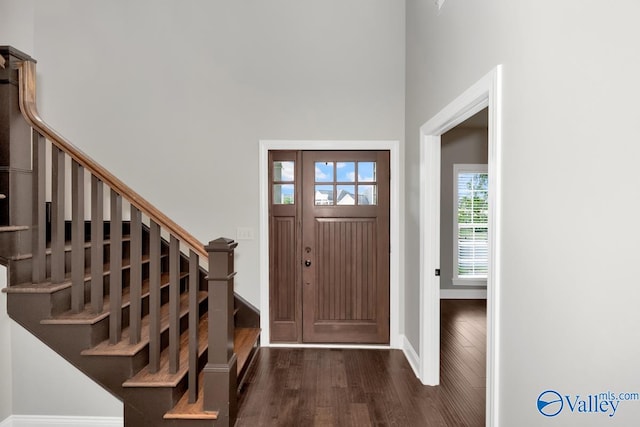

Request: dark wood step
left=123, top=316, right=209, bottom=388
left=235, top=328, right=261, bottom=378
left=41, top=271, right=187, bottom=325
left=163, top=327, right=261, bottom=421
left=3, top=280, right=73, bottom=294
left=6, top=248, right=165, bottom=292
left=81, top=290, right=206, bottom=357
left=1, top=235, right=133, bottom=265
left=163, top=372, right=218, bottom=421
left=0, top=225, right=29, bottom=232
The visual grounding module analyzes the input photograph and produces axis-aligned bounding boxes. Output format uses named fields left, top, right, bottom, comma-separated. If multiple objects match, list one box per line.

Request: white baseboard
left=440, top=288, right=487, bottom=299
left=0, top=415, right=123, bottom=427
left=400, top=334, right=421, bottom=379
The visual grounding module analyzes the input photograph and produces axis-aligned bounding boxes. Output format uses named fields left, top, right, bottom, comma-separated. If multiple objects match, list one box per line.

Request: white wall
left=32, top=0, right=406, bottom=308
left=406, top=0, right=640, bottom=425
left=10, top=324, right=122, bottom=418
left=0, top=0, right=34, bottom=54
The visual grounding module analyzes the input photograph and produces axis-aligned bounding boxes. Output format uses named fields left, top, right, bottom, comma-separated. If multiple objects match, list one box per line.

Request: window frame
left=452, top=163, right=488, bottom=287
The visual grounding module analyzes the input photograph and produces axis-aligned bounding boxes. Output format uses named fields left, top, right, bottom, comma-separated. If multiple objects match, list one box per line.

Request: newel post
left=0, top=46, right=34, bottom=228
left=203, top=237, right=238, bottom=426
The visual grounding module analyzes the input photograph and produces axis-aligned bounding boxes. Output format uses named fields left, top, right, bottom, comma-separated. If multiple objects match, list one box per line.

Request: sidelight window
left=273, top=161, right=295, bottom=205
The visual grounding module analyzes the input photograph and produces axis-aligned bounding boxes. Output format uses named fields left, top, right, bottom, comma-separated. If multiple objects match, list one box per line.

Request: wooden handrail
left=17, top=60, right=207, bottom=260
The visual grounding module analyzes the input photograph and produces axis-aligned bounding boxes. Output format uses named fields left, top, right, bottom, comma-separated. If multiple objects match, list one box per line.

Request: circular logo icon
left=537, top=390, right=563, bottom=417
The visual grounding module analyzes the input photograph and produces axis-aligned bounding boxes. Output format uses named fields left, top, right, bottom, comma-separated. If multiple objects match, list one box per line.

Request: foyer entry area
left=236, top=299, right=486, bottom=426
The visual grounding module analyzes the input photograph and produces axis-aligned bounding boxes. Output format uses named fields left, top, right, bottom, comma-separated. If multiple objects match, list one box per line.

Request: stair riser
left=7, top=238, right=136, bottom=287
left=7, top=297, right=101, bottom=362
left=81, top=291, right=199, bottom=348
left=82, top=351, right=150, bottom=393
left=0, top=228, right=31, bottom=258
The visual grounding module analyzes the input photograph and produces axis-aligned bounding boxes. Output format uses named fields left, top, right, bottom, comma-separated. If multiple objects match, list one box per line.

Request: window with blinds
left=453, top=164, right=488, bottom=286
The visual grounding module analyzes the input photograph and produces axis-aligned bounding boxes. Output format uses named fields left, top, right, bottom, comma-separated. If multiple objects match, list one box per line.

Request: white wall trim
left=419, top=66, right=502, bottom=427
left=440, top=289, right=487, bottom=299
left=267, top=343, right=390, bottom=350
left=0, top=415, right=123, bottom=427
left=400, top=334, right=420, bottom=379
left=259, top=140, right=401, bottom=349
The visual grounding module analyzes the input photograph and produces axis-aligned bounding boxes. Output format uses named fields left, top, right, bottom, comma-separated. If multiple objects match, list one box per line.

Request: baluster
left=204, top=238, right=238, bottom=422
left=188, top=249, right=199, bottom=403
left=109, top=190, right=122, bottom=344
left=129, top=206, right=142, bottom=344
left=91, top=176, right=104, bottom=313
left=31, top=130, right=46, bottom=284
left=148, top=220, right=161, bottom=373
left=71, top=161, right=85, bottom=312
left=50, top=146, right=65, bottom=283
left=169, top=234, right=180, bottom=374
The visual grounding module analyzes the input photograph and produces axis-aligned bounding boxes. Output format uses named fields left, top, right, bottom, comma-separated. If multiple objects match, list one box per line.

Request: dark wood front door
left=269, top=150, right=390, bottom=344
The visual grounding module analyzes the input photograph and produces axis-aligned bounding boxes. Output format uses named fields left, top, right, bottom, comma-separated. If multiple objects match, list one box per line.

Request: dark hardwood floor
left=236, top=299, right=486, bottom=426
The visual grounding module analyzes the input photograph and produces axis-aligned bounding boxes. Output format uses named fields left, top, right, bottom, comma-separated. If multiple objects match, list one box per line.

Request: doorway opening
left=268, top=150, right=390, bottom=344
left=259, top=140, right=401, bottom=348
left=419, top=66, right=502, bottom=426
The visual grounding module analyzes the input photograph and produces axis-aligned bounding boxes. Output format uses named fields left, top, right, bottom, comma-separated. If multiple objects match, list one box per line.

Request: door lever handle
left=304, top=260, right=312, bottom=267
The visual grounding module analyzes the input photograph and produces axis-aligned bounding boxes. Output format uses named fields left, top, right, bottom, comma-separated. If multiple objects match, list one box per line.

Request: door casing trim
left=259, top=140, right=401, bottom=348
left=419, top=66, right=502, bottom=427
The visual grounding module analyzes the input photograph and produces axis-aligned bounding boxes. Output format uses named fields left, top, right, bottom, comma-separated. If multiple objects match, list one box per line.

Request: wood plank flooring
left=236, top=299, right=486, bottom=426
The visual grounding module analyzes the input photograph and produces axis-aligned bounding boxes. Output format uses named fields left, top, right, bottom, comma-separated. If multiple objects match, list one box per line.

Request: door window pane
left=336, top=185, right=356, bottom=205
left=273, top=161, right=295, bottom=182
left=315, top=162, right=334, bottom=182
left=315, top=185, right=334, bottom=205
left=273, top=184, right=295, bottom=205
left=313, top=159, right=379, bottom=206
left=358, top=162, right=376, bottom=182
left=336, top=162, right=356, bottom=182
left=358, top=185, right=377, bottom=205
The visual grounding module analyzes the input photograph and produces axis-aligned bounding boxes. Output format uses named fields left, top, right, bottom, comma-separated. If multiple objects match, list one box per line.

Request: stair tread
left=162, top=328, right=260, bottom=421
left=0, top=225, right=29, bottom=232
left=235, top=328, right=261, bottom=374
left=0, top=236, right=134, bottom=263
left=41, top=271, right=188, bottom=325
left=50, top=236, right=133, bottom=253
left=5, top=251, right=168, bottom=291
left=163, top=372, right=218, bottom=420
left=81, top=290, right=207, bottom=357
left=100, top=252, right=153, bottom=275
left=2, top=281, right=72, bottom=294
left=123, top=316, right=209, bottom=388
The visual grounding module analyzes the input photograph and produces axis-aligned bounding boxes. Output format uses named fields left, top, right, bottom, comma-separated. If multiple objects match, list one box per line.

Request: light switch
left=236, top=227, right=254, bottom=240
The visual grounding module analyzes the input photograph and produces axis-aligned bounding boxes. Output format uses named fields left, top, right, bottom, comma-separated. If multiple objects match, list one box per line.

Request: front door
left=269, top=150, right=390, bottom=344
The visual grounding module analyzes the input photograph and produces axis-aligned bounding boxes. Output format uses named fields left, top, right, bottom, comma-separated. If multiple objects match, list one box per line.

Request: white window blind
left=453, top=164, right=488, bottom=285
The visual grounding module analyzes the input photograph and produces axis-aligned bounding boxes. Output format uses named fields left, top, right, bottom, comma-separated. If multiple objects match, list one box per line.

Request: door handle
left=304, top=259, right=312, bottom=267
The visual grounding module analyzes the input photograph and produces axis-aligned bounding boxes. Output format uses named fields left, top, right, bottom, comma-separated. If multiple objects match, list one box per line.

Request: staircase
left=0, top=46, right=260, bottom=427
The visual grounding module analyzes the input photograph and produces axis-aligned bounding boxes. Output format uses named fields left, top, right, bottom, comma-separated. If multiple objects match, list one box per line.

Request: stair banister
left=2, top=47, right=246, bottom=424
left=17, top=59, right=207, bottom=260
